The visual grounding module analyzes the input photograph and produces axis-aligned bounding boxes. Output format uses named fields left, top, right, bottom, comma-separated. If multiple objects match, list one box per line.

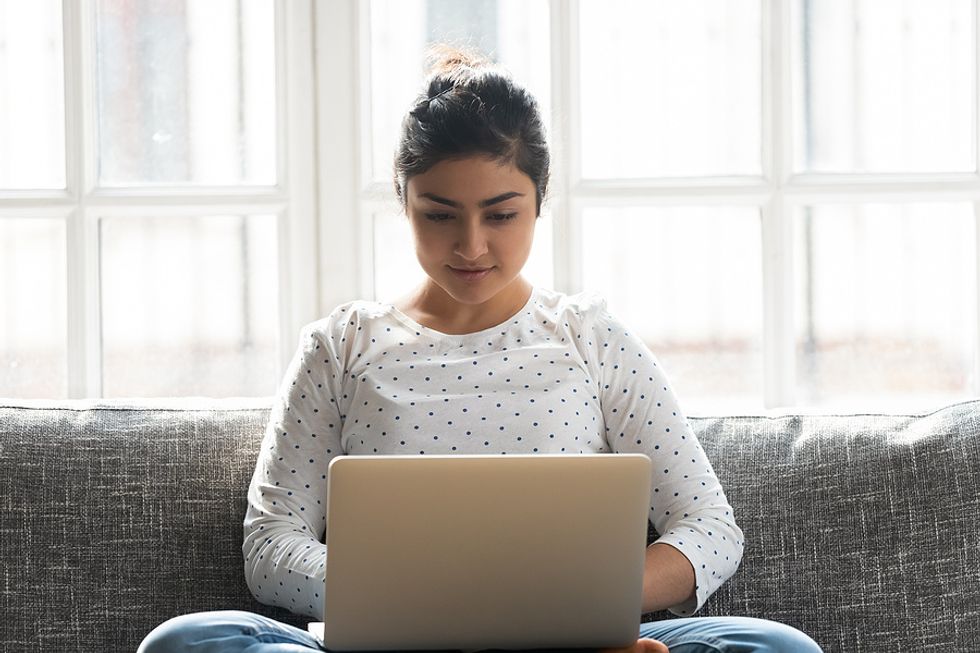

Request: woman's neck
left=394, top=277, right=533, bottom=335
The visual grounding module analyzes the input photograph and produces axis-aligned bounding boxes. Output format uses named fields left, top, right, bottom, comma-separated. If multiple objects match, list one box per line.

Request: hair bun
left=423, top=43, right=491, bottom=80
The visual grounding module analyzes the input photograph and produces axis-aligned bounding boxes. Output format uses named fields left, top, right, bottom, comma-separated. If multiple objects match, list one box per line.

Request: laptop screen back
left=321, top=453, right=652, bottom=652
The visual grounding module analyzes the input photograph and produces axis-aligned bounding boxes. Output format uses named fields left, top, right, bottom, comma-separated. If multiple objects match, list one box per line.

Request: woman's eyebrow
left=419, top=191, right=525, bottom=208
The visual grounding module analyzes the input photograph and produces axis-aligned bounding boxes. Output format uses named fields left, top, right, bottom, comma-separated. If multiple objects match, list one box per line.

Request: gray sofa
left=1, top=397, right=978, bottom=652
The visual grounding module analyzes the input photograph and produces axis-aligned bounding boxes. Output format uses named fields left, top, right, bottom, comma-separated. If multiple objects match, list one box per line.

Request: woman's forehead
left=408, top=156, right=534, bottom=200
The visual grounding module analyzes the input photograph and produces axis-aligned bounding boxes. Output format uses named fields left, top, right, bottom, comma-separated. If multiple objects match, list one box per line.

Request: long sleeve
left=242, top=319, right=346, bottom=618
left=591, top=306, right=744, bottom=616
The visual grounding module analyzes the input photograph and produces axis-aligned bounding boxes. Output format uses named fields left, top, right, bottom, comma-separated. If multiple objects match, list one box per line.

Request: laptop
left=307, top=453, right=653, bottom=652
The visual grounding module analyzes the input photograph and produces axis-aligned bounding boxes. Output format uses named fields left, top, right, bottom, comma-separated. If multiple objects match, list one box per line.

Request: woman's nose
left=454, top=222, right=489, bottom=260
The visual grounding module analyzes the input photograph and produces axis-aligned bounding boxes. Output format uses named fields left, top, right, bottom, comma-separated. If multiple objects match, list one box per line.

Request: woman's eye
left=423, top=212, right=518, bottom=222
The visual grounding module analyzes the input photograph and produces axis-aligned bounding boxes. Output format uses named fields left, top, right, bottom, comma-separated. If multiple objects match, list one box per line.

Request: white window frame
left=0, top=0, right=319, bottom=398
left=315, top=0, right=364, bottom=314
left=9, top=1, right=971, bottom=404
left=317, top=0, right=980, bottom=412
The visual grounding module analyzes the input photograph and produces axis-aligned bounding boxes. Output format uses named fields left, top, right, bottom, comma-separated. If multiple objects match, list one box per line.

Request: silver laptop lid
left=321, top=453, right=652, bottom=652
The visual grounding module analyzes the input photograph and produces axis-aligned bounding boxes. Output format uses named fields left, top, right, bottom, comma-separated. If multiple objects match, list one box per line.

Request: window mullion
left=279, top=0, right=318, bottom=374
left=974, top=1, right=980, bottom=398
left=549, top=0, right=579, bottom=294
left=762, top=0, right=796, bottom=409
left=314, top=0, right=361, bottom=318
left=974, top=201, right=980, bottom=397
left=63, top=0, right=100, bottom=398
left=362, top=200, right=389, bottom=301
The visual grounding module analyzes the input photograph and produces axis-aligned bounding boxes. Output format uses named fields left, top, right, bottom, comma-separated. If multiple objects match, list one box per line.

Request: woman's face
left=405, top=155, right=538, bottom=306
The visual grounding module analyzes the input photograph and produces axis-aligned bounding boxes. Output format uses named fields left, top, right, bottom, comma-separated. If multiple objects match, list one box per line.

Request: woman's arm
left=641, top=542, right=696, bottom=614
left=588, top=303, right=744, bottom=617
left=242, top=320, right=346, bottom=619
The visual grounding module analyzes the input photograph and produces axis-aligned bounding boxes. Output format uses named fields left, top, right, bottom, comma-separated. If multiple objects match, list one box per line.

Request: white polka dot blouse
left=242, top=286, right=744, bottom=620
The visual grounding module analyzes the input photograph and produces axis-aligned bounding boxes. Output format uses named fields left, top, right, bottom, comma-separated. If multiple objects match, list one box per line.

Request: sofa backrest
left=0, top=398, right=300, bottom=652
left=677, top=399, right=980, bottom=651
left=1, top=397, right=978, bottom=652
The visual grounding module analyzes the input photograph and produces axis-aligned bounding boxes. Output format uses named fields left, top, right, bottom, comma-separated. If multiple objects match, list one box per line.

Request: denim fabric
left=639, top=616, right=822, bottom=652
left=138, top=611, right=326, bottom=653
left=138, top=611, right=822, bottom=653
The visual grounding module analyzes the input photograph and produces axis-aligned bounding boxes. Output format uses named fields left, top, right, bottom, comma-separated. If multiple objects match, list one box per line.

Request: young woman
left=137, top=45, right=822, bottom=653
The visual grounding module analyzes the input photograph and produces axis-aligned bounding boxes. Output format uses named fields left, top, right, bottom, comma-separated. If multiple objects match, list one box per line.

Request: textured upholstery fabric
left=650, top=399, right=980, bottom=652
left=0, top=398, right=308, bottom=652
left=1, top=397, right=978, bottom=652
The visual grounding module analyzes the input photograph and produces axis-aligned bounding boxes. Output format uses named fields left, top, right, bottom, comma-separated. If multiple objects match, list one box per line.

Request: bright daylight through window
left=0, top=0, right=977, bottom=414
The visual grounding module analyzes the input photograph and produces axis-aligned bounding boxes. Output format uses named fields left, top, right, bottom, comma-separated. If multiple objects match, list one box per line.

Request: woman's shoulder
left=534, top=286, right=610, bottom=323
left=533, top=287, right=641, bottom=350
left=301, top=297, right=398, bottom=339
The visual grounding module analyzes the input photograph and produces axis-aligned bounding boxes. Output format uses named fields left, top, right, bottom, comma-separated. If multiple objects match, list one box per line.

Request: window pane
left=95, top=0, right=277, bottom=186
left=373, top=211, right=424, bottom=303
left=582, top=207, right=764, bottom=414
left=793, top=0, right=974, bottom=173
left=372, top=208, right=554, bottom=303
left=579, top=0, right=762, bottom=179
left=100, top=215, right=279, bottom=397
left=369, top=0, right=551, bottom=184
left=0, top=0, right=65, bottom=189
left=795, top=203, right=976, bottom=410
left=0, top=218, right=67, bottom=397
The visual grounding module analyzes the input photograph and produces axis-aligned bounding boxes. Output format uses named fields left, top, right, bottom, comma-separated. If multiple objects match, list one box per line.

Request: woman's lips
left=450, top=266, right=493, bottom=281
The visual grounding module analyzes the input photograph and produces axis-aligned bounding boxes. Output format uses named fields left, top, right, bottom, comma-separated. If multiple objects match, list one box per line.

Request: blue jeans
left=137, top=610, right=823, bottom=653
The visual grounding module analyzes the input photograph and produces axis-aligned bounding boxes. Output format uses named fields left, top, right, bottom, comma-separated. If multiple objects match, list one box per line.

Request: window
left=358, top=0, right=979, bottom=414
left=4, top=0, right=978, bottom=413
left=0, top=0, right=317, bottom=399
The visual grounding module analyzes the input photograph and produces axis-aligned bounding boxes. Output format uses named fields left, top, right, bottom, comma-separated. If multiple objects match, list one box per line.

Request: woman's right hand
left=599, top=637, right=669, bottom=653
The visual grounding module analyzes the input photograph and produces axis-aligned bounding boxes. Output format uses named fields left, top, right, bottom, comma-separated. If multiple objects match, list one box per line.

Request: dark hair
left=393, top=44, right=550, bottom=216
